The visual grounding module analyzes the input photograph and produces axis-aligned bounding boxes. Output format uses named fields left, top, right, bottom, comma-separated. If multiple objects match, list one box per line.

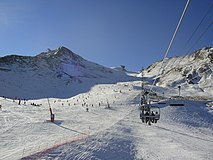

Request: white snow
left=0, top=47, right=213, bottom=160
left=0, top=79, right=213, bottom=160
left=142, top=47, right=213, bottom=99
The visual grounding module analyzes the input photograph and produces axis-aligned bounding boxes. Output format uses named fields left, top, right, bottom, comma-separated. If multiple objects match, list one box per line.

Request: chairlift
left=140, top=89, right=160, bottom=125
left=140, top=104, right=160, bottom=125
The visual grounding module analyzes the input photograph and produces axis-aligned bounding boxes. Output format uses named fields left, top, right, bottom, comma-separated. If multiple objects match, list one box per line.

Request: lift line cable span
left=183, top=3, right=213, bottom=50
left=149, top=0, right=190, bottom=94
left=187, top=22, right=213, bottom=54
left=162, top=3, right=213, bottom=73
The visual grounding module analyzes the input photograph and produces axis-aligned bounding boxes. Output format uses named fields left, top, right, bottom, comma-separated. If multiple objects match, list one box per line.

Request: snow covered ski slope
left=1, top=80, right=213, bottom=160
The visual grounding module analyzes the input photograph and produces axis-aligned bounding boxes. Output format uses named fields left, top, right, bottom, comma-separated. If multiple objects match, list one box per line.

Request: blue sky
left=0, top=0, right=212, bottom=71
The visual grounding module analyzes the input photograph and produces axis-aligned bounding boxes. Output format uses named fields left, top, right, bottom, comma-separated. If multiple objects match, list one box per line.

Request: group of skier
left=140, top=109, right=159, bottom=124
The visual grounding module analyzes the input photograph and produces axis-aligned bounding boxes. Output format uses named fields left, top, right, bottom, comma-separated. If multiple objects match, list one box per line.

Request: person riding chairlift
left=154, top=111, right=159, bottom=123
left=151, top=111, right=155, bottom=123
left=145, top=111, right=149, bottom=123
left=140, top=110, right=145, bottom=122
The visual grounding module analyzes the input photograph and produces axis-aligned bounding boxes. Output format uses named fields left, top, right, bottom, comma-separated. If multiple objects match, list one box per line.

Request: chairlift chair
left=140, top=105, right=160, bottom=125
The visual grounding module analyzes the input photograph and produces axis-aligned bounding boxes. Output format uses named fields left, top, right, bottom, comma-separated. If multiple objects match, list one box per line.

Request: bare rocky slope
left=142, top=47, right=213, bottom=99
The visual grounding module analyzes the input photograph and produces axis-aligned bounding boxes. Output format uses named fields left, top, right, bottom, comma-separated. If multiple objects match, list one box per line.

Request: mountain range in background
left=0, top=46, right=137, bottom=99
left=0, top=46, right=212, bottom=100
left=142, top=47, right=213, bottom=99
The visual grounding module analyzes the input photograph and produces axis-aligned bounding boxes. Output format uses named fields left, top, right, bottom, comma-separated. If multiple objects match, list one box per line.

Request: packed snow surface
left=0, top=80, right=213, bottom=160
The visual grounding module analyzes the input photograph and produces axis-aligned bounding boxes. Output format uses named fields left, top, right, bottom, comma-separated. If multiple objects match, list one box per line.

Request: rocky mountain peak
left=190, top=47, right=213, bottom=63
left=34, top=46, right=84, bottom=65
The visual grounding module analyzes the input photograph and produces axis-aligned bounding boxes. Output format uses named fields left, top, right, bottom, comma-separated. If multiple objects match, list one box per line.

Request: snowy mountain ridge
left=0, top=47, right=213, bottom=160
left=142, top=47, right=213, bottom=99
left=0, top=46, right=135, bottom=99
left=1, top=46, right=213, bottom=100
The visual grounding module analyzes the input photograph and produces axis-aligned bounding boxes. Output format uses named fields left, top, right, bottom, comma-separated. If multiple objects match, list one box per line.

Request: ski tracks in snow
left=39, top=108, right=138, bottom=160
left=35, top=102, right=213, bottom=160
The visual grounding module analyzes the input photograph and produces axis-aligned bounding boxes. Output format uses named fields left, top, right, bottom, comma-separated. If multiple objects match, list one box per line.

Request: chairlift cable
left=149, top=0, right=190, bottom=93
left=187, top=22, right=213, bottom=54
left=183, top=4, right=213, bottom=50
left=164, top=0, right=190, bottom=60
left=169, top=4, right=213, bottom=73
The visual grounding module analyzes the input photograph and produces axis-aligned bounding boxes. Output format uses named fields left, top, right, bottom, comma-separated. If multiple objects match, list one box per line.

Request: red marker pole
left=48, top=98, right=54, bottom=123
